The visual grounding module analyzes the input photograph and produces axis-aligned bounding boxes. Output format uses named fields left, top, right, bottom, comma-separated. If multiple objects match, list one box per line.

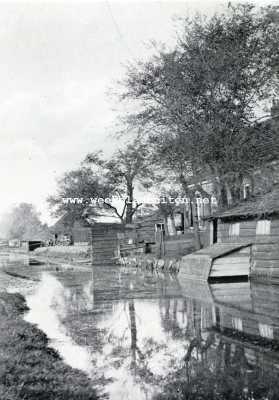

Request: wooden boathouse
left=180, top=186, right=279, bottom=282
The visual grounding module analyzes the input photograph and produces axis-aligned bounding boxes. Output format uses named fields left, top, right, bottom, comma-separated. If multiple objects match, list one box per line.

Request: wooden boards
left=210, top=247, right=251, bottom=278
left=181, top=243, right=251, bottom=281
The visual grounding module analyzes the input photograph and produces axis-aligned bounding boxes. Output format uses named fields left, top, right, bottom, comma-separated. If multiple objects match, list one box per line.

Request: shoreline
left=32, top=245, right=92, bottom=270
left=0, top=291, right=99, bottom=400
left=32, top=254, right=93, bottom=270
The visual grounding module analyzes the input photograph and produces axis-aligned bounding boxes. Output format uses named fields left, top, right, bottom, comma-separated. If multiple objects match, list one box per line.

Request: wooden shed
left=72, top=219, right=92, bottom=245
left=180, top=186, right=279, bottom=282
left=208, top=186, right=279, bottom=245
left=135, top=211, right=198, bottom=257
left=208, top=187, right=279, bottom=281
left=135, top=211, right=165, bottom=244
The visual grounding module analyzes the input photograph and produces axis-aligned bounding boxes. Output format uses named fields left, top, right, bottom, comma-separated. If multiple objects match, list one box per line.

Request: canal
left=1, top=253, right=279, bottom=400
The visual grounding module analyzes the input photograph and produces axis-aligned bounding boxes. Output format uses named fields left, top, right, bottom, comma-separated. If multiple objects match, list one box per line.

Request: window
left=243, top=184, right=251, bottom=199
left=155, top=223, right=165, bottom=242
left=174, top=213, right=183, bottom=230
left=229, top=223, right=240, bottom=236
left=259, top=323, right=273, bottom=339
left=155, top=223, right=165, bottom=232
left=256, top=220, right=271, bottom=235
left=232, top=317, right=243, bottom=332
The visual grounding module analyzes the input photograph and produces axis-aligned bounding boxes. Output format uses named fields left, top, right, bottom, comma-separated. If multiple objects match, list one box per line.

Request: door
left=213, top=219, right=218, bottom=244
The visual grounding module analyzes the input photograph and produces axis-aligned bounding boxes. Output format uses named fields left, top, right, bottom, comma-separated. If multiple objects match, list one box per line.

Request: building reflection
left=155, top=280, right=279, bottom=400
left=24, top=264, right=279, bottom=400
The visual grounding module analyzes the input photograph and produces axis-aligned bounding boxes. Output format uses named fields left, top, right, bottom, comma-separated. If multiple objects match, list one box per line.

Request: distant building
left=8, top=238, right=21, bottom=248
left=50, top=213, right=74, bottom=244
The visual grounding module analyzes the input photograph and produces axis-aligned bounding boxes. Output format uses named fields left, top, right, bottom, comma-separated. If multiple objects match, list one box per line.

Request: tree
left=120, top=3, right=279, bottom=210
left=48, top=138, right=153, bottom=225
left=47, top=167, right=111, bottom=226
left=2, top=203, right=50, bottom=240
left=84, top=138, right=153, bottom=224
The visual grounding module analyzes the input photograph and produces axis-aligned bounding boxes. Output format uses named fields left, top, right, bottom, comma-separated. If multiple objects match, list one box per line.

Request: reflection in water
left=0, top=254, right=35, bottom=293
left=25, top=273, right=95, bottom=374
left=1, top=256, right=279, bottom=399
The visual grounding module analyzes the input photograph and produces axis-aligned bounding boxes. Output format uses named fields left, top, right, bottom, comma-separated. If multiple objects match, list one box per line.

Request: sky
left=0, top=0, right=276, bottom=225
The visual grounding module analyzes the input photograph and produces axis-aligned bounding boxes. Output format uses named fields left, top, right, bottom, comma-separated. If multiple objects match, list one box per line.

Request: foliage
left=153, top=338, right=279, bottom=400
left=48, top=138, right=153, bottom=225
left=47, top=167, right=111, bottom=226
left=0, top=203, right=50, bottom=240
left=120, top=3, right=279, bottom=208
left=84, top=138, right=153, bottom=223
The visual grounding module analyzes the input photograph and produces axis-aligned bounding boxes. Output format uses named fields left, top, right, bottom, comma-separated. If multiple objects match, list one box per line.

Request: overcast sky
left=0, top=0, right=275, bottom=224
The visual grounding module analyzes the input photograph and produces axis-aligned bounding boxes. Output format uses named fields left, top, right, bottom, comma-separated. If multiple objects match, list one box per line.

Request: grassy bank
left=33, top=245, right=91, bottom=266
left=0, top=292, right=98, bottom=400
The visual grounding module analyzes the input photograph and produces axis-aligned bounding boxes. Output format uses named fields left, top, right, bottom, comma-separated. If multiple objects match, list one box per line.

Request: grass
left=34, top=245, right=90, bottom=256
left=0, top=292, right=99, bottom=400
left=33, top=245, right=91, bottom=265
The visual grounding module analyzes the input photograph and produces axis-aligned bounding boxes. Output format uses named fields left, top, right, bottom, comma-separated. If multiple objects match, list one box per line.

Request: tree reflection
left=153, top=333, right=279, bottom=400
left=154, top=294, right=279, bottom=400
left=41, top=267, right=279, bottom=400
left=129, top=300, right=143, bottom=367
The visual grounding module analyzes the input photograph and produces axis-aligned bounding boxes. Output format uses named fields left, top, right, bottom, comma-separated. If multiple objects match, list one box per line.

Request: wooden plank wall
left=251, top=283, right=279, bottom=324
left=210, top=247, right=251, bottom=278
left=72, top=227, right=92, bottom=244
left=216, top=219, right=279, bottom=282
left=270, top=219, right=279, bottom=238
left=136, top=218, right=211, bottom=247
left=218, top=308, right=277, bottom=339
left=218, top=219, right=279, bottom=243
left=251, top=242, right=279, bottom=283
left=136, top=217, right=164, bottom=243
left=215, top=290, right=279, bottom=339
left=164, top=239, right=195, bottom=257
left=211, top=282, right=252, bottom=309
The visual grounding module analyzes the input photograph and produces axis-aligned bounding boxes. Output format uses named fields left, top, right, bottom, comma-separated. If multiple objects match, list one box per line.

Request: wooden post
left=90, top=228, right=94, bottom=266
left=160, top=230, right=165, bottom=257
left=183, top=203, right=189, bottom=233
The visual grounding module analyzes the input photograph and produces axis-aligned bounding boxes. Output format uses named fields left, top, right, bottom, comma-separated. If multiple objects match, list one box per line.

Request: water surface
left=1, top=254, right=279, bottom=399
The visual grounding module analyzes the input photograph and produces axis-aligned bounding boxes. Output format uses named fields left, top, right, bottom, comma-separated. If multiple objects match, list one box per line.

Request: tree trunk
left=129, top=300, right=137, bottom=349
left=129, top=300, right=137, bottom=368
left=212, top=178, right=224, bottom=208
left=188, top=196, right=201, bottom=250
left=224, top=182, right=233, bottom=207
left=193, top=223, right=202, bottom=250
left=192, top=199, right=202, bottom=250
left=179, top=177, right=202, bottom=250
left=126, top=204, right=133, bottom=224
left=183, top=204, right=190, bottom=230
left=167, top=215, right=176, bottom=236
left=164, top=217, right=170, bottom=236
left=125, top=183, right=134, bottom=224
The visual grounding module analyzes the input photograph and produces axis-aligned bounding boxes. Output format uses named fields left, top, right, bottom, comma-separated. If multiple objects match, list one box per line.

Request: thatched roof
left=87, top=213, right=121, bottom=225
left=51, top=215, right=92, bottom=233
left=208, top=186, right=279, bottom=221
left=51, top=209, right=122, bottom=233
